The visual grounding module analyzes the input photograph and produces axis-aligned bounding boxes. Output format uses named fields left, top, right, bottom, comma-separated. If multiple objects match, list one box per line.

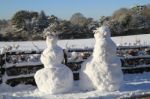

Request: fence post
left=63, top=49, right=68, bottom=65
left=0, top=54, right=5, bottom=84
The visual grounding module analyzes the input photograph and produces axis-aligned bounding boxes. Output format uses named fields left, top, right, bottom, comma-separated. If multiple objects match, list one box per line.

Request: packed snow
left=34, top=66, right=73, bottom=94
left=1, top=72, right=150, bottom=99
left=40, top=36, right=64, bottom=67
left=80, top=26, right=123, bottom=91
left=34, top=31, right=73, bottom=94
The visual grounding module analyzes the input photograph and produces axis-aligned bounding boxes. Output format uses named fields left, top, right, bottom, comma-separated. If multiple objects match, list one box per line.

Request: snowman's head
left=46, top=33, right=58, bottom=47
left=43, top=22, right=61, bottom=37
left=43, top=24, right=60, bottom=47
left=93, top=25, right=111, bottom=39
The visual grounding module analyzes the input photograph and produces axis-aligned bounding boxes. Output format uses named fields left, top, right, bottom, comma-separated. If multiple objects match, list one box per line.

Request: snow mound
left=80, top=25, right=123, bottom=91
left=34, top=64, right=73, bottom=94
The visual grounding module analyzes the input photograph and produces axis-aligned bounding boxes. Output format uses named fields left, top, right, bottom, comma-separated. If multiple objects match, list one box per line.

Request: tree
left=141, top=6, right=150, bottom=18
left=112, top=8, right=129, bottom=21
left=99, top=16, right=110, bottom=26
left=37, top=10, right=49, bottom=30
left=70, top=12, right=87, bottom=26
left=48, top=15, right=58, bottom=24
left=11, top=10, right=31, bottom=29
left=11, top=10, right=39, bottom=31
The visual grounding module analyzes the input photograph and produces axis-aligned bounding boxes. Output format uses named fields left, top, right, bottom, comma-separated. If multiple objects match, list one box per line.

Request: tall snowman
left=34, top=23, right=73, bottom=94
left=80, top=25, right=123, bottom=91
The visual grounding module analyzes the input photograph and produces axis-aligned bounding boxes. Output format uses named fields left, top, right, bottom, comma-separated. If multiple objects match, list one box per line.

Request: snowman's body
left=40, top=37, right=64, bottom=68
left=34, top=36, right=73, bottom=94
left=80, top=26, right=123, bottom=91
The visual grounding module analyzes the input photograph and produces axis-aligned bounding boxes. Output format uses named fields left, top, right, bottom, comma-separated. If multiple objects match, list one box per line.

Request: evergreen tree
left=37, top=10, right=49, bottom=31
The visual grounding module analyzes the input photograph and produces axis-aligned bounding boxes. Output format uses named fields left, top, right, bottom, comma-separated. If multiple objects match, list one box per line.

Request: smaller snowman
left=34, top=23, right=73, bottom=94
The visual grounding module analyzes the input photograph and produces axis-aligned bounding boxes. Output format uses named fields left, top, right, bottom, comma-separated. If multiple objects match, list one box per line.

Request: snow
left=80, top=26, right=123, bottom=91
left=5, top=62, right=42, bottom=68
left=2, top=72, right=34, bottom=85
left=0, top=31, right=150, bottom=98
left=68, top=51, right=84, bottom=62
left=124, top=55, right=150, bottom=59
left=3, top=73, right=34, bottom=82
left=122, top=64, right=150, bottom=69
left=34, top=33, right=73, bottom=94
left=1, top=72, right=150, bottom=98
left=70, top=52, right=78, bottom=61
left=0, top=34, right=150, bottom=51
left=40, top=46, right=63, bottom=67
left=34, top=66, right=73, bottom=94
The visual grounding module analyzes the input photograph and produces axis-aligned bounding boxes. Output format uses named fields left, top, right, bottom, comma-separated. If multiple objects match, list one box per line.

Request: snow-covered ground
left=1, top=72, right=150, bottom=99
left=0, top=34, right=150, bottom=98
left=0, top=34, right=150, bottom=51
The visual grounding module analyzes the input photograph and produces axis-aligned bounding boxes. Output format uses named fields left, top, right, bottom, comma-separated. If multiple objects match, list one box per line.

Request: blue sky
left=0, top=0, right=149, bottom=20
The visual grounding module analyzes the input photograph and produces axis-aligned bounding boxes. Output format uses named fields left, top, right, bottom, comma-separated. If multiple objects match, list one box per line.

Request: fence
left=0, top=46, right=150, bottom=86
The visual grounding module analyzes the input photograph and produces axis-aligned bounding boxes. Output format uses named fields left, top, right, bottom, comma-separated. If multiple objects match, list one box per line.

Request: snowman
left=80, top=25, right=123, bottom=91
left=34, top=24, right=73, bottom=94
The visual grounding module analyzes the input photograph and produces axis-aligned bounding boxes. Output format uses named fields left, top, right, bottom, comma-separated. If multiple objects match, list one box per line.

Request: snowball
left=34, top=64, right=73, bottom=94
left=80, top=25, right=123, bottom=92
left=68, top=52, right=84, bottom=62
left=71, top=52, right=78, bottom=59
